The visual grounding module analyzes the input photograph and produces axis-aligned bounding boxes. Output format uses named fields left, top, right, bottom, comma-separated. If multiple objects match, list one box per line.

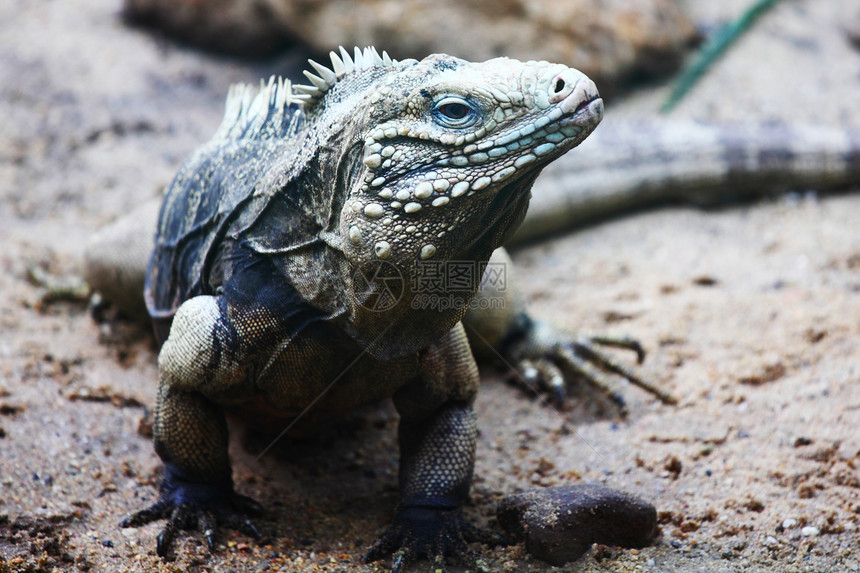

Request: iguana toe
left=504, top=316, right=675, bottom=414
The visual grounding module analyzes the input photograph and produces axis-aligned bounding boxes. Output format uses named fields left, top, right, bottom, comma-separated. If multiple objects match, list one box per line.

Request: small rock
left=497, top=484, right=657, bottom=566
left=663, top=456, right=682, bottom=479
left=764, top=536, right=778, bottom=546
left=793, top=436, right=813, bottom=447
left=782, top=518, right=798, bottom=529
left=801, top=526, right=820, bottom=537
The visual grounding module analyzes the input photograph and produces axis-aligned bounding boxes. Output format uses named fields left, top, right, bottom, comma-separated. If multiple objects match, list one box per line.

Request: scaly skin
left=98, top=47, right=665, bottom=570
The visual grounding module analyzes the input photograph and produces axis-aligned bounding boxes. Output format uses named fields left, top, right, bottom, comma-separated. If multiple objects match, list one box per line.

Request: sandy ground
left=1, top=0, right=859, bottom=571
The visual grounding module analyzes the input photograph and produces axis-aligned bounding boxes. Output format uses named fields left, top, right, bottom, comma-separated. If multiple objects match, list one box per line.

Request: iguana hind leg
left=84, top=198, right=160, bottom=322
left=463, top=248, right=675, bottom=415
left=502, top=319, right=676, bottom=415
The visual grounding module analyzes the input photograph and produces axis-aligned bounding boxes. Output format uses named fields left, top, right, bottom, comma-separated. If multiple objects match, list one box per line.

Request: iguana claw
left=364, top=507, right=506, bottom=572
left=504, top=316, right=676, bottom=414
left=120, top=467, right=262, bottom=558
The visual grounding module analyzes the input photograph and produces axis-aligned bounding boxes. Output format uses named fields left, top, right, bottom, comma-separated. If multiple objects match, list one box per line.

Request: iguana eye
left=432, top=97, right=479, bottom=128
left=438, top=102, right=469, bottom=119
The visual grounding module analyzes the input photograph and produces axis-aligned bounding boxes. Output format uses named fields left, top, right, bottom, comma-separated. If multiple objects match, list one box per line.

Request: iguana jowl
left=114, top=46, right=655, bottom=568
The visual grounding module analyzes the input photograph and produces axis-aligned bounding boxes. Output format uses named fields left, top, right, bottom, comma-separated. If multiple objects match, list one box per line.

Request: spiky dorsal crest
left=294, top=46, right=396, bottom=103
left=213, top=47, right=397, bottom=142
left=214, top=76, right=308, bottom=141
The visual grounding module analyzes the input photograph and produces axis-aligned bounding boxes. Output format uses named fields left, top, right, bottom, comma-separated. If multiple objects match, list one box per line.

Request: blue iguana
left=87, top=47, right=667, bottom=570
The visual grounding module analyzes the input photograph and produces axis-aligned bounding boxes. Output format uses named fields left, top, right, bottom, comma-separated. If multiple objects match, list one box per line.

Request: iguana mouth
left=574, top=95, right=601, bottom=114
left=552, top=97, right=603, bottom=143
left=569, top=96, right=604, bottom=124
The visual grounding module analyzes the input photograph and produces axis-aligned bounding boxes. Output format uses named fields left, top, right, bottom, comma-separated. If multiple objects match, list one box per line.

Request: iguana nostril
left=547, top=70, right=585, bottom=103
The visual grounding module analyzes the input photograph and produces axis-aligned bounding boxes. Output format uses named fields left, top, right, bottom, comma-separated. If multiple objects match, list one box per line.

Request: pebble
left=497, top=484, right=657, bottom=566
left=782, top=518, right=798, bottom=529
left=801, top=526, right=820, bottom=537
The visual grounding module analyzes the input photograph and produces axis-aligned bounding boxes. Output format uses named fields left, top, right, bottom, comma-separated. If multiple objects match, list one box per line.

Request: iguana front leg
left=464, top=249, right=675, bottom=414
left=121, top=386, right=263, bottom=556
left=120, top=294, right=267, bottom=556
left=122, top=275, right=321, bottom=556
left=365, top=323, right=506, bottom=571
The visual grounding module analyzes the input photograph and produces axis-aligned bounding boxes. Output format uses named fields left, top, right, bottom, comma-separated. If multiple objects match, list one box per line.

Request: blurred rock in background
left=122, top=0, right=698, bottom=96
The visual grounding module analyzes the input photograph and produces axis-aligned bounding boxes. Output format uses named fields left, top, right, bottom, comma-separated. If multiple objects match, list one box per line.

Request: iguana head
left=295, top=47, right=602, bottom=269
